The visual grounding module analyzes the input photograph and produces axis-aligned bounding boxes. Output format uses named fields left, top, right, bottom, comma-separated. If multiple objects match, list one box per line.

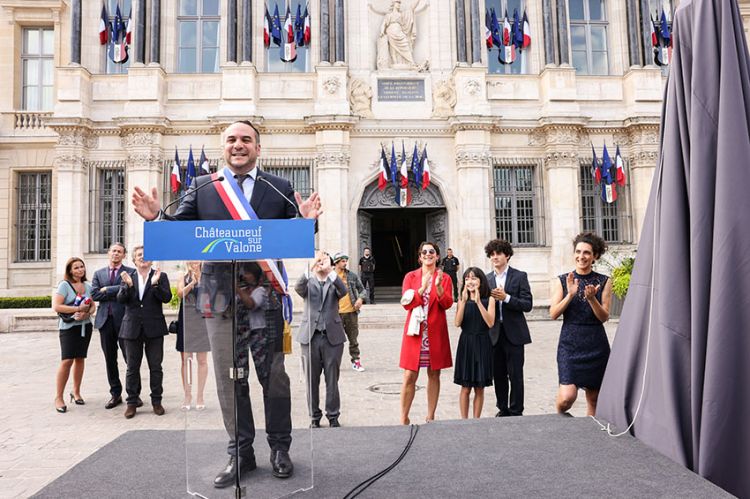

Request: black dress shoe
left=136, top=397, right=144, bottom=408
left=214, top=456, right=257, bottom=489
left=328, top=418, right=341, bottom=428
left=105, top=395, right=122, bottom=410
left=270, top=450, right=294, bottom=479
left=310, top=419, right=320, bottom=428
left=495, top=410, right=510, bottom=417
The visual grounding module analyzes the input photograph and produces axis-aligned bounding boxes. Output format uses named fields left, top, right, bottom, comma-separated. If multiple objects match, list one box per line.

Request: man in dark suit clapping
left=90, top=242, right=135, bottom=409
left=117, top=245, right=172, bottom=419
left=485, top=239, right=533, bottom=417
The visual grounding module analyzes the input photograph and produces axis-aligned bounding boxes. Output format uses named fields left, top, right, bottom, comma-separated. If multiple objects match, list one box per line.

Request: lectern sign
left=143, top=219, right=315, bottom=261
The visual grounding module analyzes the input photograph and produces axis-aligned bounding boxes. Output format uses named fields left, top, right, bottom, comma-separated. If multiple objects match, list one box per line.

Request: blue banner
left=143, top=219, right=315, bottom=261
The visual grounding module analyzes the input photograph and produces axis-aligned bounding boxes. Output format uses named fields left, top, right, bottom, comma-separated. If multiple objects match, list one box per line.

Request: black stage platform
left=33, top=415, right=731, bottom=498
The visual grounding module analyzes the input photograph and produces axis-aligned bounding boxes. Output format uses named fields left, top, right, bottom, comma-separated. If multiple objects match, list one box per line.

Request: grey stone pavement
left=0, top=305, right=616, bottom=498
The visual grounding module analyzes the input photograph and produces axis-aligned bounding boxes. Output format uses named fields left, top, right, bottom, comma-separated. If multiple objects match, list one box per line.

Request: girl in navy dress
left=454, top=267, right=496, bottom=419
left=549, top=232, right=613, bottom=416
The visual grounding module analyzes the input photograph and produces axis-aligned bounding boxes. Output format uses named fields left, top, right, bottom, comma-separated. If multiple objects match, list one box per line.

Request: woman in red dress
left=399, top=241, right=454, bottom=424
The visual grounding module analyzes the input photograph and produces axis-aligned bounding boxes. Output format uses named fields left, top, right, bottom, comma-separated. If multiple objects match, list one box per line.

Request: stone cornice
left=351, top=125, right=453, bottom=137
left=114, top=117, right=171, bottom=135
left=448, top=115, right=499, bottom=132
left=305, top=115, right=359, bottom=131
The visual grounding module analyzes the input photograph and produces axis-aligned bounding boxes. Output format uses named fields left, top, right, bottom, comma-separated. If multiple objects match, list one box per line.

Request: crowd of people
left=51, top=119, right=613, bottom=489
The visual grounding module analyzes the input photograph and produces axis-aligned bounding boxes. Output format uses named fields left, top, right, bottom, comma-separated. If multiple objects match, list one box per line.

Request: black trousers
left=123, top=330, right=164, bottom=406
left=206, top=317, right=292, bottom=459
left=492, top=325, right=525, bottom=416
left=446, top=271, right=459, bottom=301
left=98, top=316, right=127, bottom=397
left=361, top=273, right=375, bottom=304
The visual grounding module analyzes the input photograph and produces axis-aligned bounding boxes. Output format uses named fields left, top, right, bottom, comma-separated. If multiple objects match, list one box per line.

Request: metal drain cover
left=368, top=383, right=422, bottom=395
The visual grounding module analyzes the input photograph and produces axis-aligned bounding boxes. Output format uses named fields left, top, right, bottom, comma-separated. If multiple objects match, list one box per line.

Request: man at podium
left=132, top=120, right=322, bottom=488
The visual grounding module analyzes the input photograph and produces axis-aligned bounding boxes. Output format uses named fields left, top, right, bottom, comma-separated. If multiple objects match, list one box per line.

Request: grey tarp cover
left=597, top=0, right=750, bottom=496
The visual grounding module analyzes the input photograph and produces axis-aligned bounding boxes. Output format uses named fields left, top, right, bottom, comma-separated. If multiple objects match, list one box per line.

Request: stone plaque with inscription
left=377, top=79, right=425, bottom=102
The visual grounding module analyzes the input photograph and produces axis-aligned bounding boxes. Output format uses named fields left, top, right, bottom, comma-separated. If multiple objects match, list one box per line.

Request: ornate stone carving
left=432, top=78, right=456, bottom=118
left=544, top=151, right=579, bottom=168
left=528, top=129, right=546, bottom=146
left=373, top=0, right=429, bottom=71
left=455, top=151, right=491, bottom=165
left=121, top=132, right=159, bottom=149
left=56, top=128, right=98, bottom=149
left=544, top=126, right=582, bottom=146
left=349, top=79, right=374, bottom=118
left=633, top=151, right=659, bottom=163
left=317, top=151, right=351, bottom=166
left=360, top=178, right=445, bottom=209
left=464, top=79, right=481, bottom=96
left=127, top=153, right=162, bottom=165
left=55, top=154, right=86, bottom=169
left=323, top=77, right=341, bottom=95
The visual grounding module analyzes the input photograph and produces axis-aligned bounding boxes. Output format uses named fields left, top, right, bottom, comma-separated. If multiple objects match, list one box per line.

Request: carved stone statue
left=349, top=78, right=374, bottom=118
left=432, top=78, right=456, bottom=118
left=374, top=0, right=428, bottom=70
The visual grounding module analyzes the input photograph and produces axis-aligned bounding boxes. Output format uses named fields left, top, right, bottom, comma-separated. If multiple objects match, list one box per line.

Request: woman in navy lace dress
left=550, top=233, right=613, bottom=416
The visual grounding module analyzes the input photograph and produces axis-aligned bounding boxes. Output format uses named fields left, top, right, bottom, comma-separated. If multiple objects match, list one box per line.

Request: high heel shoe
left=55, top=399, right=67, bottom=413
left=70, top=393, right=85, bottom=405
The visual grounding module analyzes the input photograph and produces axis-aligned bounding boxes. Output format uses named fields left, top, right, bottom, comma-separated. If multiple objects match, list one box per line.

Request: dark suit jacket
left=166, top=170, right=298, bottom=221
left=488, top=267, right=533, bottom=346
left=294, top=273, right=347, bottom=346
left=91, top=265, right=135, bottom=330
left=116, top=268, right=172, bottom=340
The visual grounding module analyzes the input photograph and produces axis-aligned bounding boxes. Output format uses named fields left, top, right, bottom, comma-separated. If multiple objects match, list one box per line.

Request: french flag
left=522, top=11, right=531, bottom=48
left=281, top=5, right=297, bottom=62
left=420, top=145, right=430, bottom=190
left=615, top=145, right=626, bottom=186
left=170, top=148, right=181, bottom=194
left=592, top=144, right=601, bottom=183
left=378, top=145, right=389, bottom=191
left=125, top=8, right=132, bottom=45
left=485, top=9, right=493, bottom=48
left=400, top=141, right=409, bottom=188
left=601, top=144, right=617, bottom=203
left=650, top=14, right=658, bottom=47
left=99, top=4, right=109, bottom=45
left=199, top=146, right=210, bottom=175
left=264, top=6, right=271, bottom=48
left=502, top=11, right=511, bottom=46
left=303, top=5, right=311, bottom=45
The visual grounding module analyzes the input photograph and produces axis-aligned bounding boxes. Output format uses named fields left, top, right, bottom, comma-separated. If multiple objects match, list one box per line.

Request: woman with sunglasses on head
left=549, top=232, right=613, bottom=416
left=399, top=241, right=454, bottom=425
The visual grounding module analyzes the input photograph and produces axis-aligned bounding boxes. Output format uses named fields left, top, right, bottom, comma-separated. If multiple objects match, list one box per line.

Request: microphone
left=257, top=175, right=301, bottom=218
left=161, top=176, right=225, bottom=214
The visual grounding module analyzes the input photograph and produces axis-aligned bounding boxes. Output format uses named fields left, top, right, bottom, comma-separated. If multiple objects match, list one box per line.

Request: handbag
left=58, top=281, right=78, bottom=323
left=168, top=320, right=179, bottom=334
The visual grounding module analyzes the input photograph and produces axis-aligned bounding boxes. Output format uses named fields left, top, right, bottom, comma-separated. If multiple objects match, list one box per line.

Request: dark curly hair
left=484, top=239, right=514, bottom=259
left=417, top=241, right=440, bottom=258
left=573, top=232, right=608, bottom=259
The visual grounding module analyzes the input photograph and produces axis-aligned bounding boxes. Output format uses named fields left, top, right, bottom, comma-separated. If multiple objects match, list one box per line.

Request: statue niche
left=373, top=0, right=429, bottom=71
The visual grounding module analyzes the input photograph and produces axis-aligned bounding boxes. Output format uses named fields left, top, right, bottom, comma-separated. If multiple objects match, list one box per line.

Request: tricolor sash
left=210, top=168, right=293, bottom=324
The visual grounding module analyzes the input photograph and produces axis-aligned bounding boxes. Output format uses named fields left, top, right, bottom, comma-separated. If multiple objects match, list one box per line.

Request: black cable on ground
left=342, top=424, right=420, bottom=499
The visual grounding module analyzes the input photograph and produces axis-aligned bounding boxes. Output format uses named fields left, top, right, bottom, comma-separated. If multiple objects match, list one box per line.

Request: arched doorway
left=357, top=181, right=447, bottom=295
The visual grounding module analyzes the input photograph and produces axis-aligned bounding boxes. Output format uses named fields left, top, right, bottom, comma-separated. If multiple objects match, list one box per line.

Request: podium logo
left=202, top=238, right=263, bottom=254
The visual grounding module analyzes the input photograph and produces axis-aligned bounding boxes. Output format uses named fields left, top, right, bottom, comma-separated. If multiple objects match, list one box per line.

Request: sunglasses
left=421, top=249, right=437, bottom=255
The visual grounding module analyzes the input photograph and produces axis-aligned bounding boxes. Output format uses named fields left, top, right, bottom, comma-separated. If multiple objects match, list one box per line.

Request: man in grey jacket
left=294, top=251, right=348, bottom=428
left=333, top=252, right=367, bottom=372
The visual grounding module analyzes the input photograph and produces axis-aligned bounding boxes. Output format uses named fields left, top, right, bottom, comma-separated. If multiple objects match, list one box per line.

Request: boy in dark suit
left=485, top=239, right=533, bottom=416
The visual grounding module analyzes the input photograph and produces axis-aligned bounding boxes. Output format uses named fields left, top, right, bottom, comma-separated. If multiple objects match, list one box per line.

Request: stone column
left=47, top=121, right=97, bottom=275
left=456, top=0, right=467, bottom=64
left=626, top=123, right=660, bottom=241
left=540, top=121, right=585, bottom=275
left=135, top=0, right=147, bottom=63
left=450, top=117, right=494, bottom=268
left=227, top=0, right=238, bottom=63
left=556, top=0, right=570, bottom=65
left=241, top=0, right=252, bottom=62
left=626, top=0, right=640, bottom=67
left=150, top=0, right=161, bottom=64
left=70, top=0, right=81, bottom=64
left=542, top=0, right=556, bottom=65
left=470, top=0, right=481, bottom=64
left=119, top=126, right=167, bottom=248
left=334, top=0, right=345, bottom=63
left=306, top=116, right=358, bottom=254
left=320, top=0, right=330, bottom=63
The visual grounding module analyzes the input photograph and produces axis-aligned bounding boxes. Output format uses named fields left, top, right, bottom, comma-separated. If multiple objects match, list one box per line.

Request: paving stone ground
left=0, top=305, right=616, bottom=498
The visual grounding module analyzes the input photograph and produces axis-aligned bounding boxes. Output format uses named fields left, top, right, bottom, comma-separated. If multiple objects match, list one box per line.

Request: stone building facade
left=1, top=0, right=748, bottom=304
